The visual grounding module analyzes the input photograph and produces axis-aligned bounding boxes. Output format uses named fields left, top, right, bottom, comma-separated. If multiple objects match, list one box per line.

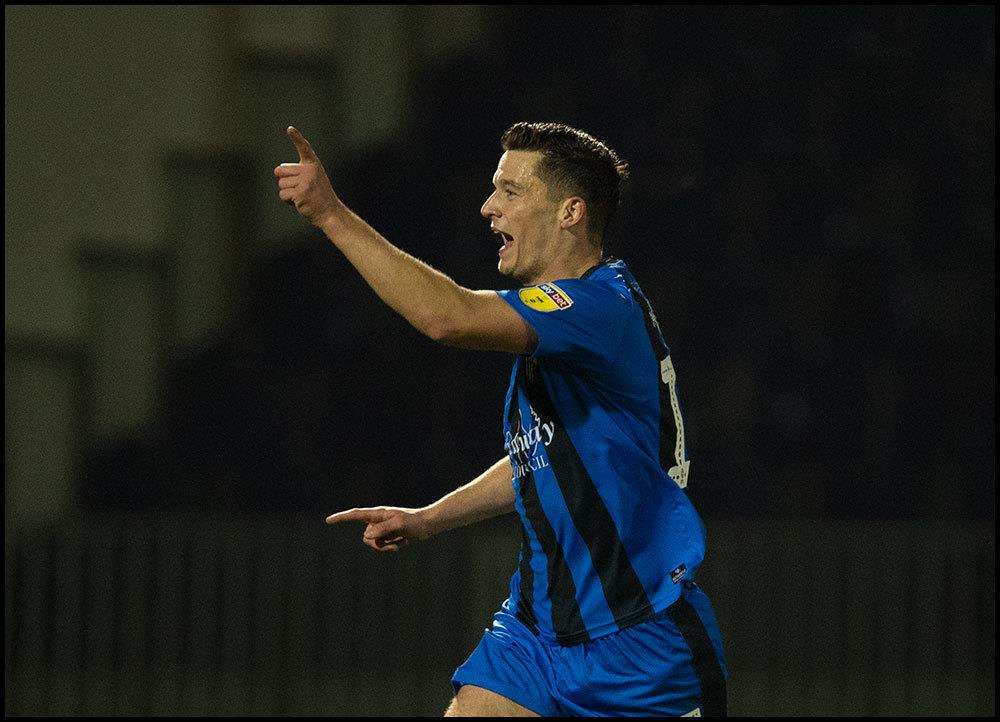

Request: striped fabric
left=498, top=259, right=707, bottom=646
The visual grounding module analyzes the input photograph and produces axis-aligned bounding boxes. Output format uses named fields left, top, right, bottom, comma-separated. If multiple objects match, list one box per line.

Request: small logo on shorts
left=670, top=564, right=687, bottom=583
left=682, top=707, right=701, bottom=717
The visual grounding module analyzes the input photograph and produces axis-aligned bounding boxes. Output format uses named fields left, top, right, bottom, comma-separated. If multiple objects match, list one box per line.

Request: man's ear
left=559, top=197, right=587, bottom=230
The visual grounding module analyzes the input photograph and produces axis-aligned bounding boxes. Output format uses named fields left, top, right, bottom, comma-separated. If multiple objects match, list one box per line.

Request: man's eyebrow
left=497, top=178, right=526, bottom=190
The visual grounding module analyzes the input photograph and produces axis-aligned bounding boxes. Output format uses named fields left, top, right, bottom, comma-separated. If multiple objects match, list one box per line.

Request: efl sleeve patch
left=518, top=282, right=574, bottom=312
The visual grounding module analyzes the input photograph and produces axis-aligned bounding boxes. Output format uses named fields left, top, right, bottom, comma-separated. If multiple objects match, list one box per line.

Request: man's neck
left=528, top=236, right=604, bottom=285
left=529, top=255, right=601, bottom=285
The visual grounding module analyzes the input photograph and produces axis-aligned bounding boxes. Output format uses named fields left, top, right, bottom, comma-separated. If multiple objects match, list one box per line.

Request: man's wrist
left=318, top=200, right=349, bottom=239
left=415, top=504, right=446, bottom=539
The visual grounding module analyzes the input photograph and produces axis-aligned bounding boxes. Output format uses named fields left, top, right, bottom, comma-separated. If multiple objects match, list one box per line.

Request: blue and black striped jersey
left=496, top=258, right=706, bottom=646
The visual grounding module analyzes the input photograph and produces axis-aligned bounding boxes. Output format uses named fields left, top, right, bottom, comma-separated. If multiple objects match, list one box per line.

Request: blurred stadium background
left=5, top=6, right=994, bottom=716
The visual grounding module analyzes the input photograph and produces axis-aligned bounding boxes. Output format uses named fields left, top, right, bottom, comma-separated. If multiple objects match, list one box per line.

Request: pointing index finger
left=286, top=125, right=318, bottom=163
left=325, top=508, right=379, bottom=525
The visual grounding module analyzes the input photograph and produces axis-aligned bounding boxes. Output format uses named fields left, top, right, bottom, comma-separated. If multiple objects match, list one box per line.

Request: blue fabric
left=496, top=259, right=707, bottom=645
left=452, top=583, right=729, bottom=716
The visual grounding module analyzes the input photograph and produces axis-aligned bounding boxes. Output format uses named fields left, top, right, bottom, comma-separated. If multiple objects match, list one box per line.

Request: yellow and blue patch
left=518, top=283, right=574, bottom=312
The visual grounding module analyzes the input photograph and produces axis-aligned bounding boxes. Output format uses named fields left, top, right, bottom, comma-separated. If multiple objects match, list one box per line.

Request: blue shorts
left=452, top=581, right=728, bottom=717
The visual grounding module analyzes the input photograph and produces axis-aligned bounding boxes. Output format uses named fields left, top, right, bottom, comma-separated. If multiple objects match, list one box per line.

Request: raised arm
left=274, top=127, right=536, bottom=354
left=326, top=457, right=515, bottom=553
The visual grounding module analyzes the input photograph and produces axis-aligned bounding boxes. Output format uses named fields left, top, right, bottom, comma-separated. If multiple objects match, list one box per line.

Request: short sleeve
left=497, top=278, right=632, bottom=371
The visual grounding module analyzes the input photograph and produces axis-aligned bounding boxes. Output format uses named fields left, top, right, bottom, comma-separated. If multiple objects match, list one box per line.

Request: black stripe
left=518, top=467, right=588, bottom=643
left=624, top=281, right=678, bottom=477
left=506, top=375, right=537, bottom=632
left=514, top=525, right=537, bottom=633
left=667, top=595, right=728, bottom=718
left=521, top=358, right=653, bottom=643
left=509, top=360, right=586, bottom=638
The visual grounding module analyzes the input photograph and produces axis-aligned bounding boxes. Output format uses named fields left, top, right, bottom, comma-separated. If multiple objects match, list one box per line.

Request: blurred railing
left=4, top=514, right=995, bottom=716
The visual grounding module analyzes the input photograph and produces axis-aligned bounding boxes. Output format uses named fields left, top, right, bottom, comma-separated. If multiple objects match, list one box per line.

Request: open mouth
left=493, top=229, right=515, bottom=255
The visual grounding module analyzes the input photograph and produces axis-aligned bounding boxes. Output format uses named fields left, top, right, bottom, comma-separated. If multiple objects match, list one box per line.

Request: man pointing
left=276, top=123, right=728, bottom=717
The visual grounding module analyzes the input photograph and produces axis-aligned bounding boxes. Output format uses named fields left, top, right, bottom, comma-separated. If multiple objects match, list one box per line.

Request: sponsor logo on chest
left=505, top=405, right=555, bottom=479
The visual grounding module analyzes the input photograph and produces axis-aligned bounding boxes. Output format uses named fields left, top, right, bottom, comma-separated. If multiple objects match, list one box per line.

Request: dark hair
left=501, top=121, right=630, bottom=241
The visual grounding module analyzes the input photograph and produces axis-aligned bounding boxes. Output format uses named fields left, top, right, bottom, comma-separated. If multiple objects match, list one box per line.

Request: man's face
left=480, top=150, right=560, bottom=284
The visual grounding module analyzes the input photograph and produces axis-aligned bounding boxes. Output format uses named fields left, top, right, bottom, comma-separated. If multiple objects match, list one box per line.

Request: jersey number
left=660, top=355, right=691, bottom=488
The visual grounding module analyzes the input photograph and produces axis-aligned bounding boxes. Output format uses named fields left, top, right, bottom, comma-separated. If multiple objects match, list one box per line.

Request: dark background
left=6, top=5, right=994, bottom=716
left=84, top=6, right=994, bottom=522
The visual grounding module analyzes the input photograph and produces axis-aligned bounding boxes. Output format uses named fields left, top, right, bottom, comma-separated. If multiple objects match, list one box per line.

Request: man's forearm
left=320, top=205, right=469, bottom=341
left=422, top=457, right=516, bottom=536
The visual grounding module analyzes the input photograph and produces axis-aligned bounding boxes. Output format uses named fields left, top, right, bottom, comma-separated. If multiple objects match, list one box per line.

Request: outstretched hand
left=274, top=126, right=342, bottom=228
left=325, top=506, right=435, bottom=553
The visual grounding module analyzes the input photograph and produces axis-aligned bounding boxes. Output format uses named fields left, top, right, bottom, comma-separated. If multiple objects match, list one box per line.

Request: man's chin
left=497, top=262, right=526, bottom=284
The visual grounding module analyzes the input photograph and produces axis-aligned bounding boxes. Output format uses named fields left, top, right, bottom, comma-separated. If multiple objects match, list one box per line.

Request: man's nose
left=481, top=195, right=499, bottom=219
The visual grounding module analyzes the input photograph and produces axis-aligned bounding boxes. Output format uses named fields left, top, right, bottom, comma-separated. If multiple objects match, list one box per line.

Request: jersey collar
left=579, top=257, right=619, bottom=279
